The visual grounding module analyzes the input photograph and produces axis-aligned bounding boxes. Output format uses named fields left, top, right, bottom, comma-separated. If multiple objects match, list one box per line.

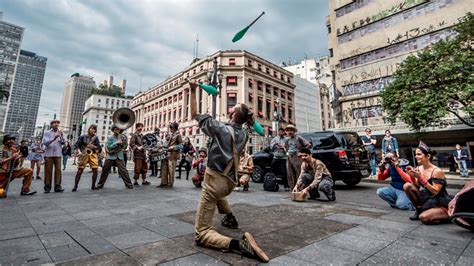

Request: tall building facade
left=293, top=76, right=322, bottom=132
left=284, top=57, right=334, bottom=130
left=82, top=94, right=132, bottom=143
left=130, top=50, right=295, bottom=153
left=0, top=14, right=24, bottom=134
left=4, top=50, right=47, bottom=139
left=59, top=74, right=95, bottom=140
left=327, top=0, right=474, bottom=163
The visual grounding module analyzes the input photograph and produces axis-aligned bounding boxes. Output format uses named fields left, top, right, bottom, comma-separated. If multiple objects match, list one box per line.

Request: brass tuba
left=107, top=108, right=136, bottom=154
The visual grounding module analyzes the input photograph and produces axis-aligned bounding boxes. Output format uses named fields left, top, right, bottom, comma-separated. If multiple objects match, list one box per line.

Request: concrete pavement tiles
left=1, top=170, right=473, bottom=265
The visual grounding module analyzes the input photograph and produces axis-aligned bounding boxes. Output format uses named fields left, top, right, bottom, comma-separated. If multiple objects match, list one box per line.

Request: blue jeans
left=62, top=155, right=68, bottom=169
left=377, top=186, right=413, bottom=210
left=369, top=153, right=377, bottom=176
left=457, top=160, right=469, bottom=177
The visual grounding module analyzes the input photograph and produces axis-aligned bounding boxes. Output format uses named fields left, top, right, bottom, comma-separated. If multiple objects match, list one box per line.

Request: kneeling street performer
left=189, top=79, right=269, bottom=262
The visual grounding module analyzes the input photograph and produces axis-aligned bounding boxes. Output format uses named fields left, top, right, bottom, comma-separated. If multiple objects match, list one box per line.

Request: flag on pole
left=232, top=11, right=265, bottom=43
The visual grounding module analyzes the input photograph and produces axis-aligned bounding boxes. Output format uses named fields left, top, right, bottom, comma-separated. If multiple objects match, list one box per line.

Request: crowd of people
left=0, top=79, right=472, bottom=262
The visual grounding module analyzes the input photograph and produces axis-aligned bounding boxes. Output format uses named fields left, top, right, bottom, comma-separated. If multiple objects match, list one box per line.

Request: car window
left=337, top=133, right=363, bottom=148
left=311, top=136, right=339, bottom=149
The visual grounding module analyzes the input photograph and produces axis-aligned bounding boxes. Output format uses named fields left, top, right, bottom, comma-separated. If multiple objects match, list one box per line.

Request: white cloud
left=2, top=0, right=328, bottom=126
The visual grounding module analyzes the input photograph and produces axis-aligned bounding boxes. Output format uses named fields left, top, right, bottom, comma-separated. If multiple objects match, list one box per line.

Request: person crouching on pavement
left=292, top=148, right=335, bottom=201
left=191, top=147, right=208, bottom=188
left=72, top=124, right=101, bottom=192
left=235, top=148, right=253, bottom=192
left=0, top=134, right=36, bottom=197
left=189, top=79, right=269, bottom=262
left=376, top=152, right=413, bottom=210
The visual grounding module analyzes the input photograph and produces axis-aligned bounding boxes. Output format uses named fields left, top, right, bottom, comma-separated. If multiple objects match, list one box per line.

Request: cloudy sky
left=2, top=0, right=328, bottom=126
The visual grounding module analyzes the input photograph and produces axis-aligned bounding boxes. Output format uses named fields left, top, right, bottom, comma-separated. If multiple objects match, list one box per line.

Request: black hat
left=169, top=122, right=179, bottom=130
left=111, top=125, right=120, bottom=131
left=2, top=134, right=16, bottom=145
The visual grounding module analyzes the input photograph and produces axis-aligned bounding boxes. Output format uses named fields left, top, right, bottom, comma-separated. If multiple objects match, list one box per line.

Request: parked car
left=252, top=131, right=371, bottom=187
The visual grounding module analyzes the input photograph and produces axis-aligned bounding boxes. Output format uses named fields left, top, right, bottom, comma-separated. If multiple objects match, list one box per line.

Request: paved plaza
left=1, top=165, right=473, bottom=265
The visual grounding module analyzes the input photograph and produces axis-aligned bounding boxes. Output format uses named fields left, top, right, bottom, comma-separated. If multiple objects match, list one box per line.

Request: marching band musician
left=158, top=122, right=183, bottom=188
left=130, top=123, right=150, bottom=186
left=72, top=124, right=101, bottom=192
left=0, top=134, right=36, bottom=197
left=42, top=119, right=65, bottom=193
left=97, top=125, right=134, bottom=189
left=148, top=128, right=162, bottom=178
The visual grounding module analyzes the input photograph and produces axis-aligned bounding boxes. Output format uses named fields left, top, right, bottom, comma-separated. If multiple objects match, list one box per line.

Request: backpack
left=263, top=173, right=279, bottom=192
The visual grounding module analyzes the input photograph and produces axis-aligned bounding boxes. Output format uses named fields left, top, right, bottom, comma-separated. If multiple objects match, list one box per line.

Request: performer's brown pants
left=98, top=159, right=132, bottom=187
left=0, top=167, right=33, bottom=193
left=133, top=159, right=148, bottom=180
left=195, top=169, right=235, bottom=249
left=160, top=159, right=177, bottom=187
left=286, top=154, right=303, bottom=190
left=44, top=157, right=62, bottom=191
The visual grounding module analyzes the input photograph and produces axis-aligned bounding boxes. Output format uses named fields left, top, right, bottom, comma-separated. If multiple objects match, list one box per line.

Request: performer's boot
left=91, top=170, right=98, bottom=190
left=72, top=169, right=84, bottom=192
left=221, top=213, right=239, bottom=229
left=142, top=173, right=150, bottom=185
left=410, top=207, right=422, bottom=220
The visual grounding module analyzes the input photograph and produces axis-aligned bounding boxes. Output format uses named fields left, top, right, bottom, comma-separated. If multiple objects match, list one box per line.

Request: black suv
left=252, top=131, right=371, bottom=187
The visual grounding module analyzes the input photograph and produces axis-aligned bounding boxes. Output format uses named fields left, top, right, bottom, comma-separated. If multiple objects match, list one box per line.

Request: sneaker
left=238, top=232, right=269, bottom=262
left=142, top=181, right=151, bottom=186
left=36, top=176, right=41, bottom=180
left=409, top=211, right=420, bottom=221
left=54, top=188, right=65, bottom=193
left=221, top=214, right=239, bottom=229
left=20, top=190, right=37, bottom=196
left=133, top=181, right=140, bottom=187
left=327, top=190, right=336, bottom=201
left=243, top=186, right=249, bottom=192
left=72, top=187, right=77, bottom=192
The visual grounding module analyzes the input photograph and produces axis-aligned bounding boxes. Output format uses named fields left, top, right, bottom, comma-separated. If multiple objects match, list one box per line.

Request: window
left=258, top=64, right=262, bottom=71
left=248, top=92, right=253, bottom=103
left=227, top=76, right=237, bottom=86
left=329, top=48, right=334, bottom=57
left=248, top=79, right=253, bottom=88
left=257, top=97, right=263, bottom=117
left=266, top=100, right=271, bottom=119
left=257, top=81, right=263, bottom=91
left=227, top=93, right=237, bottom=112
left=248, top=59, right=253, bottom=67
left=229, top=58, right=236, bottom=66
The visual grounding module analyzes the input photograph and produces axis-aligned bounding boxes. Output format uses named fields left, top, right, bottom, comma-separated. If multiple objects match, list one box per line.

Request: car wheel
left=343, top=178, right=361, bottom=187
left=252, top=165, right=265, bottom=183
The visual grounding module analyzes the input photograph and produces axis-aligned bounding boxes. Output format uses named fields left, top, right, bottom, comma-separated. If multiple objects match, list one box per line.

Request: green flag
left=232, top=11, right=265, bottom=43
left=253, top=121, right=264, bottom=136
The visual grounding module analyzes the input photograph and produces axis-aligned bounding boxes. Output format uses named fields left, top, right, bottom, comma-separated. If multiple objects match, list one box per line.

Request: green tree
left=381, top=12, right=474, bottom=131
left=90, top=84, right=124, bottom=97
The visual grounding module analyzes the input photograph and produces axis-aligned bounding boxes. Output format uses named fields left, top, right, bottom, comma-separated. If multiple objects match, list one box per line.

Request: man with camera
left=376, top=152, right=413, bottom=210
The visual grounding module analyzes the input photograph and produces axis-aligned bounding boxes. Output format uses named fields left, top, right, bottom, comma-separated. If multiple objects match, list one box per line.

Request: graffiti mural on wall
left=342, top=77, right=393, bottom=96
left=352, top=105, right=383, bottom=119
left=336, top=0, right=428, bottom=36
left=339, top=63, right=401, bottom=86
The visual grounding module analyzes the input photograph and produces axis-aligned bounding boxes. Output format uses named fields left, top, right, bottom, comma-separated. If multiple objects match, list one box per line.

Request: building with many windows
left=284, top=56, right=334, bottom=130
left=327, top=0, right=474, bottom=164
left=82, top=94, right=132, bottom=143
left=0, top=13, right=24, bottom=134
left=4, top=50, right=47, bottom=140
left=130, top=50, right=295, bottom=153
left=59, top=74, right=96, bottom=141
left=293, top=76, right=322, bottom=132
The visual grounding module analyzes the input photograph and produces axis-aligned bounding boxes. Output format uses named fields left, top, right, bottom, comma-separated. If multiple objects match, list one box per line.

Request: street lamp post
left=273, top=98, right=282, bottom=136
left=207, top=58, right=224, bottom=119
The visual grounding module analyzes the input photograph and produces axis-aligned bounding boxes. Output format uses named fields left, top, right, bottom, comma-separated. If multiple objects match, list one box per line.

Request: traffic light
left=72, top=124, right=77, bottom=131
